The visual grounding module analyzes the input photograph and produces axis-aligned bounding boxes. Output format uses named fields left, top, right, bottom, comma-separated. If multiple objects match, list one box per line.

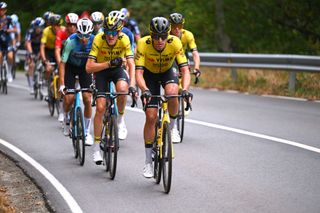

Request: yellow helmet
left=104, top=10, right=123, bottom=31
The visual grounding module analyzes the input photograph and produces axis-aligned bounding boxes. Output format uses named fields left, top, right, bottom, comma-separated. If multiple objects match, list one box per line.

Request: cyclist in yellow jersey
left=86, top=11, right=136, bottom=165
left=135, top=17, right=192, bottom=178
left=169, top=13, right=201, bottom=77
left=40, top=14, right=64, bottom=80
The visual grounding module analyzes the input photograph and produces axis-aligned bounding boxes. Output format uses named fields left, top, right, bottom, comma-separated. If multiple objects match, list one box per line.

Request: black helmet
left=49, top=14, right=62, bottom=25
left=169, top=13, right=185, bottom=25
left=149, top=17, right=170, bottom=34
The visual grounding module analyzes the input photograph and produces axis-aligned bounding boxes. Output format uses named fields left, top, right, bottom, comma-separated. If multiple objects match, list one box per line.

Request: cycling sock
left=64, top=112, right=69, bottom=124
left=59, top=101, right=63, bottom=114
left=94, top=136, right=100, bottom=144
left=145, top=147, right=152, bottom=164
left=118, top=113, right=124, bottom=125
left=28, top=75, right=34, bottom=87
left=170, top=117, right=177, bottom=130
left=84, top=117, right=91, bottom=135
left=93, top=143, right=100, bottom=152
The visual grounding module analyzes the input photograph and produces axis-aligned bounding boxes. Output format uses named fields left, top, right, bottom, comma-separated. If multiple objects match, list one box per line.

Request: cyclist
left=169, top=12, right=201, bottom=77
left=90, top=11, right=104, bottom=35
left=0, top=2, right=16, bottom=82
left=40, top=13, right=64, bottom=122
left=59, top=18, right=94, bottom=145
left=55, top=12, right=78, bottom=65
left=120, top=8, right=140, bottom=51
left=135, top=17, right=192, bottom=177
left=10, top=14, right=21, bottom=49
left=86, top=12, right=136, bottom=165
left=25, top=17, right=45, bottom=94
left=42, top=11, right=53, bottom=27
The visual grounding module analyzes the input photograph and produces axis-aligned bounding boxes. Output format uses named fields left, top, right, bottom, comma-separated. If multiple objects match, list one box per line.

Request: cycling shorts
left=143, top=67, right=178, bottom=108
left=95, top=67, right=129, bottom=93
left=45, top=48, right=56, bottom=63
left=64, top=63, right=92, bottom=90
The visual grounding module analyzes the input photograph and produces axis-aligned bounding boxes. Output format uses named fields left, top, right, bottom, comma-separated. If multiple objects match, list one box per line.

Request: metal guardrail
left=16, top=50, right=320, bottom=91
left=188, top=52, right=320, bottom=91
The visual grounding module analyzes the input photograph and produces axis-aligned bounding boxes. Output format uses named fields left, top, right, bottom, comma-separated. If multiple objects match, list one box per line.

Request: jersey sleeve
left=61, top=38, right=74, bottom=63
left=135, top=39, right=145, bottom=70
left=175, top=39, right=188, bottom=68
left=122, top=34, right=133, bottom=59
left=88, top=33, right=101, bottom=61
left=55, top=30, right=63, bottom=49
left=186, top=31, right=197, bottom=51
left=41, top=27, right=49, bottom=44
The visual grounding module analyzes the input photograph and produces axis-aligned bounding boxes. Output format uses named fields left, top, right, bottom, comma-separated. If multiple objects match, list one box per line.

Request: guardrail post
left=288, top=71, right=296, bottom=92
left=231, top=68, right=237, bottom=81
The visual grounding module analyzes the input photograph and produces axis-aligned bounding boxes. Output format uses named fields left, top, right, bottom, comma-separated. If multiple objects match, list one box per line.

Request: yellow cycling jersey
left=135, top=35, right=188, bottom=73
left=180, top=29, right=197, bottom=53
left=88, top=32, right=133, bottom=62
left=41, top=26, right=64, bottom=49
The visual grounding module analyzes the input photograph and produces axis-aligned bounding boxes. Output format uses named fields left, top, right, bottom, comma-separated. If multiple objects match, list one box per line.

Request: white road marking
left=0, top=139, right=83, bottom=213
left=125, top=107, right=320, bottom=154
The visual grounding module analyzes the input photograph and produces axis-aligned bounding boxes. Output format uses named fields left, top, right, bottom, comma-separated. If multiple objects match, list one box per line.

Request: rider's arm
left=59, top=61, right=66, bottom=86
left=180, top=65, right=190, bottom=91
left=40, top=42, right=46, bottom=62
left=55, top=47, right=62, bottom=65
left=86, top=58, right=110, bottom=73
left=25, top=40, right=33, bottom=54
left=136, top=68, right=148, bottom=92
left=192, top=50, right=200, bottom=71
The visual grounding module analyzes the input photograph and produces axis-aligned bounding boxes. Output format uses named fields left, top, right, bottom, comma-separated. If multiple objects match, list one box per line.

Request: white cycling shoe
left=85, top=134, right=94, bottom=146
left=171, top=128, right=181, bottom=143
left=143, top=163, right=153, bottom=178
left=93, top=150, right=103, bottom=165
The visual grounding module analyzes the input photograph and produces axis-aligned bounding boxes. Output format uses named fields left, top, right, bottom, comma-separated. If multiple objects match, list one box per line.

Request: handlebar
left=141, top=94, right=192, bottom=111
left=91, top=90, right=137, bottom=108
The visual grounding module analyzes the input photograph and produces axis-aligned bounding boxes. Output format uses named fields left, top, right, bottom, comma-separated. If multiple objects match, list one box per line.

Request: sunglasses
left=105, top=30, right=119, bottom=37
left=172, top=24, right=183, bottom=29
left=151, top=33, right=168, bottom=40
left=77, top=33, right=91, bottom=39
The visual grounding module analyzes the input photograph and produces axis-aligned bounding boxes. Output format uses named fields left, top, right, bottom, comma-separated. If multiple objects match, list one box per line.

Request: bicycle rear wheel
left=76, top=107, right=85, bottom=166
left=34, top=73, right=38, bottom=99
left=162, top=121, right=172, bottom=193
left=2, top=62, right=8, bottom=94
left=177, top=97, right=185, bottom=142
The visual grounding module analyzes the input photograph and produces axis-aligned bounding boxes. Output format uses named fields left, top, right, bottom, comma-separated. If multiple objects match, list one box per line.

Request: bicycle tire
left=162, top=121, right=172, bottom=193
left=108, top=114, right=118, bottom=180
left=153, top=123, right=162, bottom=184
left=177, top=97, right=185, bottom=142
left=76, top=107, right=85, bottom=166
left=100, top=116, right=110, bottom=171
left=70, top=108, right=78, bottom=159
left=3, top=62, right=8, bottom=94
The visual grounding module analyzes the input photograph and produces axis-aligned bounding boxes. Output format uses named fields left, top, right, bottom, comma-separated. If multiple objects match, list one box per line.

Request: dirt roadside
left=0, top=151, right=52, bottom=213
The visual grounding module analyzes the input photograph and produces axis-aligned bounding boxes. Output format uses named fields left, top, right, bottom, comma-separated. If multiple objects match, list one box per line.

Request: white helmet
left=65, top=13, right=78, bottom=24
left=77, top=18, right=94, bottom=35
left=11, top=14, right=18, bottom=24
left=90, top=11, right=104, bottom=24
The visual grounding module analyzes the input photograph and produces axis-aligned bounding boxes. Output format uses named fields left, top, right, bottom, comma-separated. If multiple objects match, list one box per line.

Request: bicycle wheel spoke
left=162, top=121, right=172, bottom=193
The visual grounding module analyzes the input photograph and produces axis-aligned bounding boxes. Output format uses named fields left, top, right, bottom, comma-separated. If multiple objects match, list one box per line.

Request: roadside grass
left=192, top=67, right=320, bottom=100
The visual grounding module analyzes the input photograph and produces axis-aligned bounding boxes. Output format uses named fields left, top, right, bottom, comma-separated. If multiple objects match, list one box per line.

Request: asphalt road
left=0, top=72, right=320, bottom=213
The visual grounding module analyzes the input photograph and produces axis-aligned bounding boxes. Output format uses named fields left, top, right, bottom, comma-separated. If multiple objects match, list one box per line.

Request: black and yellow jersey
left=135, top=35, right=188, bottom=73
left=88, top=32, right=133, bottom=62
left=41, top=26, right=65, bottom=49
left=180, top=29, right=197, bottom=53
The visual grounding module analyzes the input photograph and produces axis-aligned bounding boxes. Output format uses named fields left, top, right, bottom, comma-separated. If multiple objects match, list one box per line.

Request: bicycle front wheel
left=47, top=86, right=55, bottom=116
left=76, top=107, right=85, bottom=166
left=108, top=114, right=119, bottom=180
left=153, top=123, right=162, bottom=184
left=177, top=97, right=185, bottom=142
left=162, top=121, right=172, bottom=193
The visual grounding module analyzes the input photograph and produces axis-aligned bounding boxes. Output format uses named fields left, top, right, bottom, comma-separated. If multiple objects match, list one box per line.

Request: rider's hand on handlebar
left=194, top=69, right=201, bottom=78
left=140, top=90, right=152, bottom=106
left=181, top=90, right=193, bottom=102
left=110, top=57, right=123, bottom=67
left=59, top=85, right=66, bottom=96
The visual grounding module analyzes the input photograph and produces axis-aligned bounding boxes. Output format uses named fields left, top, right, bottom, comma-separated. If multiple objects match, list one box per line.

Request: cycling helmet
left=33, top=17, right=45, bottom=28
left=11, top=14, right=18, bottom=24
left=169, top=13, right=185, bottom=25
left=77, top=18, right=94, bottom=35
left=90, top=11, right=104, bottom=24
left=0, top=2, right=7, bottom=9
left=120, top=8, right=129, bottom=22
left=65, top=13, right=78, bottom=24
left=42, top=11, right=52, bottom=21
left=104, top=11, right=123, bottom=31
left=49, top=14, right=63, bottom=25
left=150, top=17, right=171, bottom=34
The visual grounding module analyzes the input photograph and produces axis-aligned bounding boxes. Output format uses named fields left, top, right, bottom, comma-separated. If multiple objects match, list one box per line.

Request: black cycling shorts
left=65, top=63, right=92, bottom=89
left=143, top=67, right=178, bottom=108
left=45, top=48, right=56, bottom=63
left=95, top=67, right=129, bottom=93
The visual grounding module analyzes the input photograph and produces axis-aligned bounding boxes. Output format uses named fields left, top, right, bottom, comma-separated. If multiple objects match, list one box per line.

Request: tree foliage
left=7, top=0, right=320, bottom=54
